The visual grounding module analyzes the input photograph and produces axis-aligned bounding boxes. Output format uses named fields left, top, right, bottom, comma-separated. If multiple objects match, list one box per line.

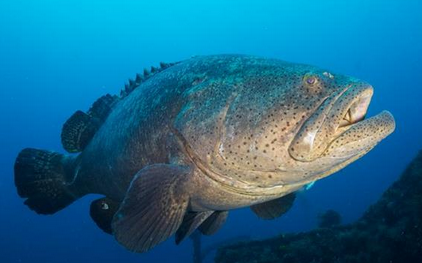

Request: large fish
left=14, top=55, right=395, bottom=252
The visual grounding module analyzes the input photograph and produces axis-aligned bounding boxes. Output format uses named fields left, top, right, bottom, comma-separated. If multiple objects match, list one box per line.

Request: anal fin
left=112, top=164, right=192, bottom=253
left=199, top=211, right=228, bottom=235
left=175, top=211, right=213, bottom=244
left=250, top=193, right=296, bottom=220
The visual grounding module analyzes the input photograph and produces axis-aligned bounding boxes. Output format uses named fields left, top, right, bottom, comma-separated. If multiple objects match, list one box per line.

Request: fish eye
left=101, top=202, right=109, bottom=210
left=303, top=75, right=318, bottom=85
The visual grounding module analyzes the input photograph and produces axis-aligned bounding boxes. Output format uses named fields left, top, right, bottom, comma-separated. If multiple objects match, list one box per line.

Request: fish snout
left=288, top=82, right=390, bottom=162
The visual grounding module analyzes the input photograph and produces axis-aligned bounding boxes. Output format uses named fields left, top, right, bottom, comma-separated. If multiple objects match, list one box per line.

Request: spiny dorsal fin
left=118, top=61, right=179, bottom=99
left=143, top=68, right=150, bottom=77
left=62, top=60, right=178, bottom=153
left=160, top=62, right=169, bottom=68
left=135, top=73, right=143, bottom=84
left=61, top=94, right=119, bottom=153
left=61, top=111, right=101, bottom=153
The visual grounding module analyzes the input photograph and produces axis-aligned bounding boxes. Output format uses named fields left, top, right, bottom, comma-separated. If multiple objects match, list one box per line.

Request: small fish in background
left=14, top=54, right=395, bottom=253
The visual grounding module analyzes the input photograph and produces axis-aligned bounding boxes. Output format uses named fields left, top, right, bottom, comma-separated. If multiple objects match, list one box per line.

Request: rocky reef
left=215, top=150, right=422, bottom=263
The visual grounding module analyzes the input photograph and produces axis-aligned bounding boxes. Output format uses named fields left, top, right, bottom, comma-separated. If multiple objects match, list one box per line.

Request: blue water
left=1, top=0, right=421, bottom=262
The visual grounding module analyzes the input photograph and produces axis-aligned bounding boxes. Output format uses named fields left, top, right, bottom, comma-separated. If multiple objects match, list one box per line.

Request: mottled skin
left=17, top=55, right=395, bottom=253
left=72, top=55, right=394, bottom=211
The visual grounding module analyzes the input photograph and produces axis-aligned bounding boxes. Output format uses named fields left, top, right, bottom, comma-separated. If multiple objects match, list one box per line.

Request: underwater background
left=0, top=0, right=421, bottom=262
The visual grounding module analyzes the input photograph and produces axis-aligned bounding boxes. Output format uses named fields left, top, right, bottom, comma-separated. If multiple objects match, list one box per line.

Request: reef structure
left=215, top=150, right=422, bottom=263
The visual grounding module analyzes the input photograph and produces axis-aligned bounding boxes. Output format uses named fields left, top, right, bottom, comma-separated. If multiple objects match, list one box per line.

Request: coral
left=215, top=150, right=422, bottom=263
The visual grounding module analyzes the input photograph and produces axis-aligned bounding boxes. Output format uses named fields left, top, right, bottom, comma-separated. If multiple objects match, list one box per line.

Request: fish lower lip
left=326, top=110, right=396, bottom=156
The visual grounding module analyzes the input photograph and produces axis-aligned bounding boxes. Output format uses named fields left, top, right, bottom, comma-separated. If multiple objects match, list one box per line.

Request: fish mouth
left=324, top=110, right=395, bottom=158
left=336, top=87, right=372, bottom=129
left=289, top=83, right=395, bottom=162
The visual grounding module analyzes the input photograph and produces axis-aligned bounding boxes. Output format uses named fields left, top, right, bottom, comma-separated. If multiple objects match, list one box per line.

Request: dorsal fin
left=135, top=73, right=143, bottom=84
left=62, top=61, right=179, bottom=153
left=88, top=94, right=119, bottom=121
left=61, top=94, right=119, bottom=153
left=143, top=68, right=150, bottom=77
left=118, top=61, right=179, bottom=99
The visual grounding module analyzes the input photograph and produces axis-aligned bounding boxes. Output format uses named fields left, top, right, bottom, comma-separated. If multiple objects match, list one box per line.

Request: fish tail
left=14, top=148, right=82, bottom=214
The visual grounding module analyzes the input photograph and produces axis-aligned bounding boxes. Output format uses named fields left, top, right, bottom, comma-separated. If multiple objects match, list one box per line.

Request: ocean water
left=0, top=0, right=421, bottom=262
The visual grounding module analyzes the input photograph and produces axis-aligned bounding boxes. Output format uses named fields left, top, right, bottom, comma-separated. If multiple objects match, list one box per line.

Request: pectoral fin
left=250, top=193, right=296, bottom=220
left=112, top=164, right=192, bottom=253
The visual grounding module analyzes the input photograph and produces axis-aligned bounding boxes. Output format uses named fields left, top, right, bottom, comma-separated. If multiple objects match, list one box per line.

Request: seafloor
left=215, top=150, right=422, bottom=263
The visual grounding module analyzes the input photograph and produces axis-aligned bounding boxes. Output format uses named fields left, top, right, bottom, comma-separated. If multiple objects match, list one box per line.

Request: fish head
left=283, top=68, right=396, bottom=184
left=218, top=60, right=395, bottom=186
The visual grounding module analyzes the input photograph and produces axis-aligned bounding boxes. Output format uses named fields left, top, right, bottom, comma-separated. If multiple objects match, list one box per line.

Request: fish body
left=14, top=55, right=395, bottom=252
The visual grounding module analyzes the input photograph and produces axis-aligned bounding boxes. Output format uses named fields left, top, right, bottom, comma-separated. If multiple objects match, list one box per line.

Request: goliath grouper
left=14, top=55, right=395, bottom=252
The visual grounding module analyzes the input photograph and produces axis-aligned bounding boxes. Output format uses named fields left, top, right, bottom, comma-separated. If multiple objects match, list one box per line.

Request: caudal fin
left=14, top=148, right=79, bottom=214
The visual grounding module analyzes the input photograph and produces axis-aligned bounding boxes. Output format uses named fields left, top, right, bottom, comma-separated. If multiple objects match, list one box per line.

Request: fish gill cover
left=0, top=1, right=421, bottom=263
